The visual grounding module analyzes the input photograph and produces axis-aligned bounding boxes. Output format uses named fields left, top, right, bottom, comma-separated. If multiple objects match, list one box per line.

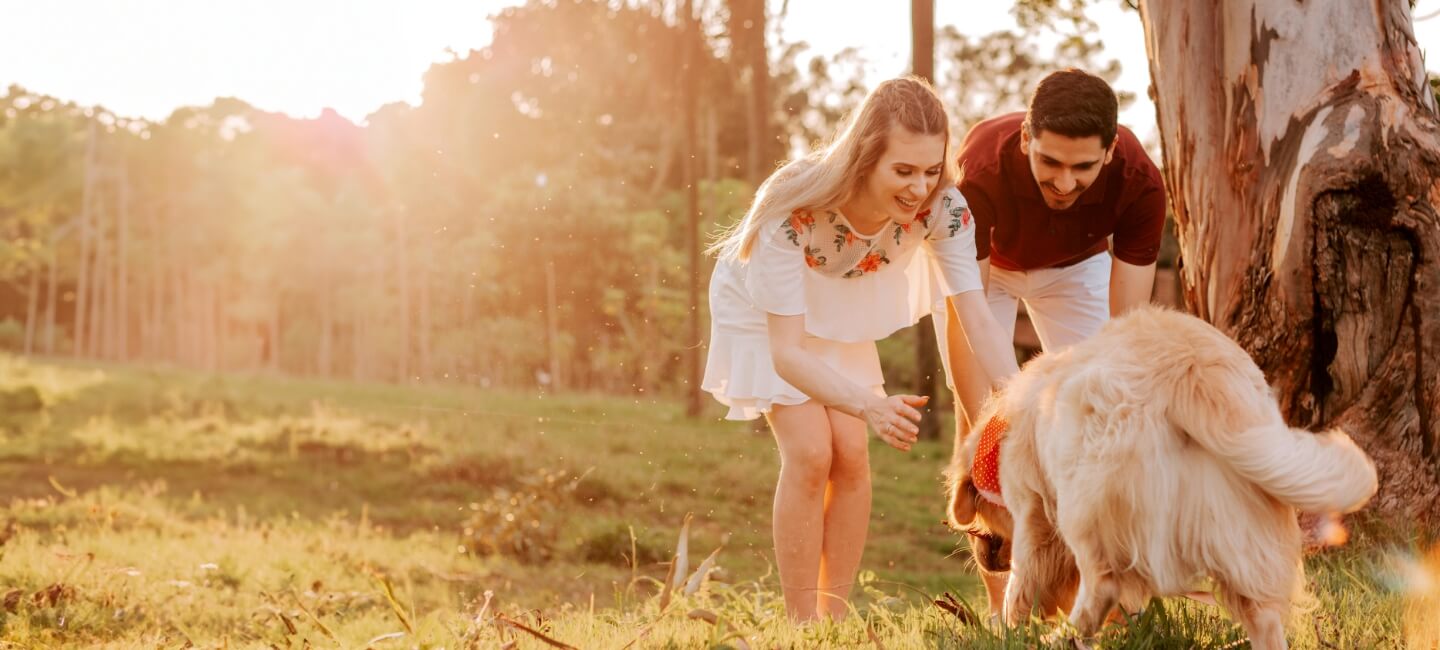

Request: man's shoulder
left=957, top=112, right=1023, bottom=187
left=1112, top=125, right=1162, bottom=180
left=1109, top=125, right=1167, bottom=212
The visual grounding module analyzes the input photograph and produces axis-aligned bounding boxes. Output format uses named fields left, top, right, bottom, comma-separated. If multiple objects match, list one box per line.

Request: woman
left=703, top=76, right=1019, bottom=621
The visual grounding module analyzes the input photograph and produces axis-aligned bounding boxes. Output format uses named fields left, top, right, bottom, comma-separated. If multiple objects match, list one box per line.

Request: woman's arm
left=945, top=281, right=1020, bottom=426
left=766, top=312, right=927, bottom=451
left=950, top=290, right=1019, bottom=382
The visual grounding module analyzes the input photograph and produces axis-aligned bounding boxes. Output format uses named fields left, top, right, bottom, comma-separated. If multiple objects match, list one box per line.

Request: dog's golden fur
left=944, top=307, right=1378, bottom=649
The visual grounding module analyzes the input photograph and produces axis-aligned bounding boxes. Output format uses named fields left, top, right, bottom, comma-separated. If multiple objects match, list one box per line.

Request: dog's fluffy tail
left=1169, top=365, right=1378, bottom=514
left=1210, top=423, right=1376, bottom=513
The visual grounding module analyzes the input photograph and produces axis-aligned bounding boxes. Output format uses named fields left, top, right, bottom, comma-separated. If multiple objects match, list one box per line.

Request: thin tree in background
left=684, top=0, right=704, bottom=416
left=911, top=0, right=944, bottom=440
left=73, top=122, right=96, bottom=357
left=728, top=0, right=771, bottom=186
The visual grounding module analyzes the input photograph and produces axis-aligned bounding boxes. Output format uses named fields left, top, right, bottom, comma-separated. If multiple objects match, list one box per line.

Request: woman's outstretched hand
left=864, top=394, right=929, bottom=451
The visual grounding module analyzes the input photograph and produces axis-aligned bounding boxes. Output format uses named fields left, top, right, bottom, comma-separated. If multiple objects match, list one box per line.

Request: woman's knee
left=779, top=441, right=832, bottom=489
left=829, top=433, right=870, bottom=483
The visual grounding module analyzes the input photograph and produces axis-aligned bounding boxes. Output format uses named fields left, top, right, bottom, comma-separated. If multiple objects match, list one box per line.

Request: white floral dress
left=703, top=187, right=983, bottom=420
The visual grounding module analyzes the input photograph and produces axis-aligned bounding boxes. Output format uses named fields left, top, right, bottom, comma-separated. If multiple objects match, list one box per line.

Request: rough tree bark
left=1140, top=0, right=1440, bottom=519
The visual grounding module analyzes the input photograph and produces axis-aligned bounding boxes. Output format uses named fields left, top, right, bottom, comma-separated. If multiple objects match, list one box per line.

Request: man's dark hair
left=1023, top=68, right=1119, bottom=149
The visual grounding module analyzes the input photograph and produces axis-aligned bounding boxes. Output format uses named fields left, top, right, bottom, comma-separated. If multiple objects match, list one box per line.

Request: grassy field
left=0, top=354, right=1433, bottom=648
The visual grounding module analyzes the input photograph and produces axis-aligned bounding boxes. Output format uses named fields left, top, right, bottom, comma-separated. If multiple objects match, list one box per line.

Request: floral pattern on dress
left=842, top=250, right=891, bottom=278
left=890, top=209, right=932, bottom=244
left=832, top=223, right=864, bottom=252
left=770, top=193, right=970, bottom=281
left=782, top=209, right=815, bottom=247
left=941, top=194, right=971, bottom=238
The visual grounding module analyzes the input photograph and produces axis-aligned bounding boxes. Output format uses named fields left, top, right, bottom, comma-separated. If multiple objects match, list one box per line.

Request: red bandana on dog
left=972, top=415, right=1007, bottom=508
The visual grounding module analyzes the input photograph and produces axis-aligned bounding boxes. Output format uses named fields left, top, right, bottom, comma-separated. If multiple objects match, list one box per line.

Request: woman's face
left=857, top=124, right=946, bottom=225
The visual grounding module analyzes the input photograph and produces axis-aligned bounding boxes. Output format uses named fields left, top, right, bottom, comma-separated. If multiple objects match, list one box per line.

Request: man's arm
left=1109, top=257, right=1155, bottom=317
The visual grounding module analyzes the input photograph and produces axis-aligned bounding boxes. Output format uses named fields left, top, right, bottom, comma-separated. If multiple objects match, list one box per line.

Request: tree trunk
left=152, top=208, right=166, bottom=361
left=23, top=266, right=40, bottom=355
left=206, top=280, right=220, bottom=372
left=268, top=297, right=281, bottom=372
left=729, top=0, right=770, bottom=187
left=911, top=0, right=943, bottom=440
left=640, top=257, right=659, bottom=393
left=212, top=279, right=224, bottom=372
left=396, top=208, right=411, bottom=382
left=173, top=257, right=185, bottom=365
left=169, top=217, right=185, bottom=365
left=43, top=250, right=58, bottom=355
left=139, top=208, right=157, bottom=360
left=1140, top=0, right=1440, bottom=519
left=73, top=126, right=96, bottom=358
left=319, top=287, right=333, bottom=377
left=352, top=298, right=366, bottom=382
left=90, top=188, right=108, bottom=360
left=683, top=0, right=703, bottom=416
left=417, top=242, right=432, bottom=383
left=545, top=258, right=562, bottom=391
left=116, top=164, right=130, bottom=361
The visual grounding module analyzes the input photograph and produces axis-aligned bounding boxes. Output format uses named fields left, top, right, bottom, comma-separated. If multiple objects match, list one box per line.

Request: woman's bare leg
left=767, top=402, right=835, bottom=622
left=816, top=407, right=871, bottom=619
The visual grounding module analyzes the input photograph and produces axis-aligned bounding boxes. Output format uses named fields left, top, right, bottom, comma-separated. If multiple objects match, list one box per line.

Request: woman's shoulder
left=924, top=187, right=973, bottom=239
left=939, top=186, right=968, bottom=209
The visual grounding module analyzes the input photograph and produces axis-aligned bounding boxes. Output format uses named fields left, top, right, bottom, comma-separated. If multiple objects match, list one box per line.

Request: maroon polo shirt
left=957, top=112, right=1166, bottom=271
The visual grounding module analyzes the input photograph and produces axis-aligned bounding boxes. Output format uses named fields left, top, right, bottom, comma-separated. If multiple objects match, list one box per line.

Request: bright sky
left=1, top=0, right=1438, bottom=141
left=0, top=0, right=507, bottom=122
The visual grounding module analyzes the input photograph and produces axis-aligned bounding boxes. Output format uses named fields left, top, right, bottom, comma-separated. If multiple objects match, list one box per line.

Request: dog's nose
left=977, top=538, right=1011, bottom=573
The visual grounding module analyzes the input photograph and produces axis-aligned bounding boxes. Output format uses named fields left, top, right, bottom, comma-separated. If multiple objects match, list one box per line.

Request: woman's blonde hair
left=710, top=76, right=956, bottom=261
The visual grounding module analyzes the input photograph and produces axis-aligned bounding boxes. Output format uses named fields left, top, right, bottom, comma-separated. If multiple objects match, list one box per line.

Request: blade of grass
left=376, top=575, right=415, bottom=634
left=496, top=613, right=578, bottom=649
left=289, top=588, right=339, bottom=642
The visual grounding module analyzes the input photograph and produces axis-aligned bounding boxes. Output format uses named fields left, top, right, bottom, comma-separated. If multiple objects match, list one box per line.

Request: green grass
left=0, top=354, right=1429, bottom=648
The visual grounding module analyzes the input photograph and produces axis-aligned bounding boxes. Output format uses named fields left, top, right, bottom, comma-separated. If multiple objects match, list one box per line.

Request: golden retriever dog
left=944, top=307, right=1378, bottom=649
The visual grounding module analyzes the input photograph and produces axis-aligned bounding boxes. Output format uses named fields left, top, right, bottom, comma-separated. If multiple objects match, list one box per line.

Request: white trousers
left=985, top=251, right=1112, bottom=352
left=936, top=252, right=1112, bottom=389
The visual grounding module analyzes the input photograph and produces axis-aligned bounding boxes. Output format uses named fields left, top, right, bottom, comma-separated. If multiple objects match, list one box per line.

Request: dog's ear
left=947, top=475, right=980, bottom=529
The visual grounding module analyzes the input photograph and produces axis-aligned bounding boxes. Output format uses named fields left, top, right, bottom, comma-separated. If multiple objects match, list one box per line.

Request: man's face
left=1021, top=128, right=1115, bottom=210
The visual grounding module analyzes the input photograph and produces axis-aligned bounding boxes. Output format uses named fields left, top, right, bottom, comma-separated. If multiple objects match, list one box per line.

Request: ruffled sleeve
left=923, top=187, right=983, bottom=296
left=743, top=213, right=809, bottom=316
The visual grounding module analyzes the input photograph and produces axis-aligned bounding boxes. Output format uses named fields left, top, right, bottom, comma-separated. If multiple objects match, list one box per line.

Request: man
left=940, top=68, right=1167, bottom=427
